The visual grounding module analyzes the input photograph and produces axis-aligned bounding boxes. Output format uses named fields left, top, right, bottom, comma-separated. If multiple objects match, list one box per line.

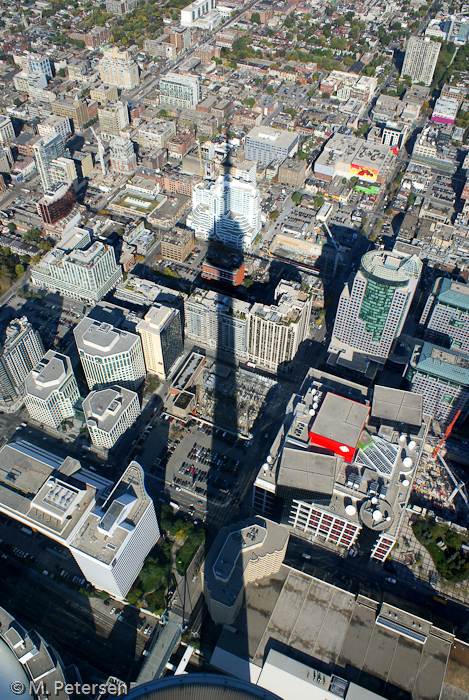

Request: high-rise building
left=31, top=241, right=123, bottom=304
left=51, top=97, right=89, bottom=130
left=37, top=115, right=72, bottom=142
left=0, top=440, right=160, bottom=599
left=329, top=249, right=422, bottom=372
left=105, top=0, right=137, bottom=15
left=99, top=48, right=140, bottom=90
left=83, top=385, right=141, bottom=449
left=244, top=126, right=299, bottom=165
left=0, top=317, right=44, bottom=405
left=181, top=0, right=216, bottom=25
left=24, top=350, right=80, bottom=429
left=32, top=132, right=66, bottom=191
left=252, top=370, right=430, bottom=563
left=37, top=183, right=77, bottom=225
left=401, top=37, right=441, bottom=86
left=74, top=310, right=146, bottom=391
left=90, top=83, right=119, bottom=105
left=49, top=157, right=77, bottom=187
left=185, top=289, right=251, bottom=359
left=203, top=517, right=288, bottom=626
left=98, top=102, right=129, bottom=139
left=407, top=342, right=469, bottom=427
left=247, top=282, right=313, bottom=373
left=189, top=174, right=261, bottom=250
left=0, top=115, right=15, bottom=145
left=159, top=73, right=201, bottom=109
left=109, top=137, right=137, bottom=174
left=136, top=305, right=183, bottom=380
left=420, top=278, right=469, bottom=353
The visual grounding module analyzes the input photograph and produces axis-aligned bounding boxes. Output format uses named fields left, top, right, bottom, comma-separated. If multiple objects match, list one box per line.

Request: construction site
left=196, top=364, right=278, bottom=437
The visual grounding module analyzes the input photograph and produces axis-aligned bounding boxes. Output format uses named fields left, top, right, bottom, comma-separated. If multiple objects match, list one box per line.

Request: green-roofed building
left=420, top=277, right=469, bottom=354
left=407, top=341, right=469, bottom=426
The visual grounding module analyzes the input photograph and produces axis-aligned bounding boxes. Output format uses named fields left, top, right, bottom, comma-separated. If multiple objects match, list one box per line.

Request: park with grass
left=412, top=518, right=469, bottom=582
left=126, top=505, right=205, bottom=614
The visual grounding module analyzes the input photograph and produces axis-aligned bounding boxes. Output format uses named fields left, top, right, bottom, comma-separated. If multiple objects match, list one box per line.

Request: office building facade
left=0, top=317, right=44, bottom=405
left=99, top=48, right=140, bottom=90
left=98, top=102, right=129, bottom=139
left=420, top=277, right=469, bottom=353
left=51, top=97, right=89, bottom=130
left=252, top=371, right=429, bottom=563
left=37, top=115, right=72, bottom=142
left=189, top=174, right=261, bottom=250
left=32, top=132, right=66, bottom=191
left=136, top=305, right=183, bottom=380
left=329, top=249, right=422, bottom=370
left=407, top=342, right=469, bottom=427
left=247, top=282, right=313, bottom=373
left=0, top=440, right=159, bottom=599
left=244, top=127, right=299, bottom=165
left=74, top=314, right=146, bottom=391
left=31, top=241, right=123, bottom=304
left=24, top=351, right=80, bottom=429
left=0, top=116, right=15, bottom=145
left=37, top=183, right=77, bottom=225
left=159, top=73, right=201, bottom=110
left=83, top=386, right=140, bottom=449
left=401, top=37, right=441, bottom=86
left=109, top=137, right=137, bottom=174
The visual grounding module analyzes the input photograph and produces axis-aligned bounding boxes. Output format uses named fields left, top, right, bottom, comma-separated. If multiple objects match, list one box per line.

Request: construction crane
left=432, top=408, right=464, bottom=459
left=90, top=126, right=106, bottom=177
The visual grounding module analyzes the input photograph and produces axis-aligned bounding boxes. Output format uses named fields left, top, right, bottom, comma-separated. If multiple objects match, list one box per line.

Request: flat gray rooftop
left=212, top=566, right=453, bottom=700
left=371, top=386, right=423, bottom=426
left=310, top=393, right=370, bottom=448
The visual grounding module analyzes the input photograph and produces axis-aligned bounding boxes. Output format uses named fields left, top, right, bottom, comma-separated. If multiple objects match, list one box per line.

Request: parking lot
left=162, top=422, right=251, bottom=515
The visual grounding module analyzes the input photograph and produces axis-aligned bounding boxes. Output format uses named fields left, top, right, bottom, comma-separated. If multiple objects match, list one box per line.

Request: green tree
left=250, top=11, right=261, bottom=24
left=242, top=97, right=256, bottom=107
left=292, top=191, right=302, bottom=204
left=15, top=264, right=24, bottom=276
left=58, top=67, right=66, bottom=78
left=7, top=223, right=16, bottom=233
left=351, top=25, right=359, bottom=39
left=314, top=195, right=324, bottom=209
left=266, top=84, right=274, bottom=94
left=270, top=210, right=280, bottom=221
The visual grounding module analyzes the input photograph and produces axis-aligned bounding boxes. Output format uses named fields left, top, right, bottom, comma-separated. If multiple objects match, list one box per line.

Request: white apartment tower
left=159, top=73, right=201, bottom=110
left=32, top=132, right=66, bottom=192
left=31, top=242, right=123, bottom=304
left=247, top=282, right=313, bottom=372
left=99, top=48, right=140, bottom=90
left=70, top=461, right=159, bottom=599
left=74, top=315, right=146, bottom=392
left=83, top=386, right=141, bottom=449
left=109, top=137, right=137, bottom=174
left=329, top=249, right=422, bottom=369
left=98, top=102, right=129, bottom=140
left=136, top=305, right=184, bottom=380
left=0, top=440, right=159, bottom=600
left=401, top=37, right=441, bottom=86
left=24, top=351, right=80, bottom=429
left=189, top=174, right=261, bottom=250
left=0, top=317, right=44, bottom=404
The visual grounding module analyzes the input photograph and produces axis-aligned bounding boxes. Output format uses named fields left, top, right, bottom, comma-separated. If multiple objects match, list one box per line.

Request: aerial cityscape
left=1, top=0, right=469, bottom=698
